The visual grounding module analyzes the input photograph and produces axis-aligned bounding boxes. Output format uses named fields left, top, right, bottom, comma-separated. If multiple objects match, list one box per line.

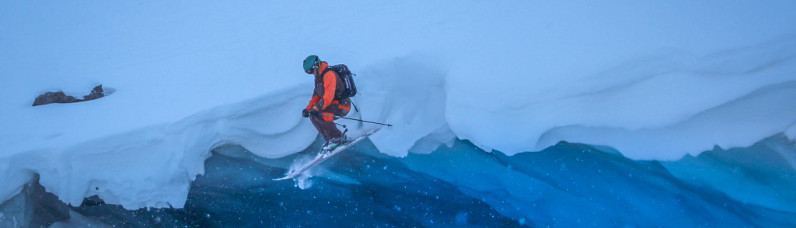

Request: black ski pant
left=310, top=99, right=351, bottom=141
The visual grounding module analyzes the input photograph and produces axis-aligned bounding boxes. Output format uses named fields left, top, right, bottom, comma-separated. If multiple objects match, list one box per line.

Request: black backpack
left=323, top=64, right=357, bottom=99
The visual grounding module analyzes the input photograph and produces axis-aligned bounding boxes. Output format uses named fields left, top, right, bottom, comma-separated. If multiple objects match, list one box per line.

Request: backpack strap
left=351, top=99, right=360, bottom=113
left=318, top=68, right=333, bottom=78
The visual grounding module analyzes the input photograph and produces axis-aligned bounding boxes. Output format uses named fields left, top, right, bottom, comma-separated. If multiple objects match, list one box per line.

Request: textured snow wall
left=0, top=88, right=320, bottom=209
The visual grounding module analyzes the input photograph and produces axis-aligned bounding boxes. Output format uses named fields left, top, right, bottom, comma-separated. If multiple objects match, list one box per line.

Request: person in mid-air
left=301, top=55, right=352, bottom=151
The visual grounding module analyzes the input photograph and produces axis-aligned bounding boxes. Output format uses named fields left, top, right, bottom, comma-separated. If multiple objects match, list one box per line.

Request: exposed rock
left=82, top=85, right=104, bottom=101
left=33, top=85, right=106, bottom=106
left=32, top=92, right=80, bottom=106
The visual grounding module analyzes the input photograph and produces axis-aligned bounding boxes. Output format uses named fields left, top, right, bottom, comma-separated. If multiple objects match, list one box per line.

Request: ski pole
left=321, top=113, right=393, bottom=127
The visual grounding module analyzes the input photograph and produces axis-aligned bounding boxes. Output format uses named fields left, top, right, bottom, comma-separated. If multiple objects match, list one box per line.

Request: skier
left=301, top=55, right=351, bottom=151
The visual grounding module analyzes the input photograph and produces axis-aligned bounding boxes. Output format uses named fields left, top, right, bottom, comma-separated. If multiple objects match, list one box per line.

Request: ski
left=273, top=128, right=381, bottom=181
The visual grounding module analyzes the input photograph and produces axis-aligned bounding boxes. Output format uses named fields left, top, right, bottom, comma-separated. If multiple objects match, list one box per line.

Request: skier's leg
left=317, top=114, right=342, bottom=140
left=310, top=115, right=331, bottom=141
left=321, top=100, right=351, bottom=141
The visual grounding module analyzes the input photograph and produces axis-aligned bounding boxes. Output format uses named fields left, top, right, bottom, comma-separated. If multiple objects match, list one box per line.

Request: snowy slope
left=2, top=1, right=796, bottom=209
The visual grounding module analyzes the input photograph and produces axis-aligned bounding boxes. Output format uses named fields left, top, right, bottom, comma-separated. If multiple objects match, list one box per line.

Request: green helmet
left=303, top=55, right=320, bottom=74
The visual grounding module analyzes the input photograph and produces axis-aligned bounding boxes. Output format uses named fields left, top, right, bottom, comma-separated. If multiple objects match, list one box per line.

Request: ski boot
left=321, top=136, right=350, bottom=153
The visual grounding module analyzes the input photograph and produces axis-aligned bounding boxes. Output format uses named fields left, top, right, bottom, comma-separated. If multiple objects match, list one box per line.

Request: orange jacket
left=306, top=61, right=339, bottom=111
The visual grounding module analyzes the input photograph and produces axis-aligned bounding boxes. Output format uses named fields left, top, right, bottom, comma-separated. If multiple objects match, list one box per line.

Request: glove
left=309, top=109, right=320, bottom=117
left=301, top=109, right=309, bottom=118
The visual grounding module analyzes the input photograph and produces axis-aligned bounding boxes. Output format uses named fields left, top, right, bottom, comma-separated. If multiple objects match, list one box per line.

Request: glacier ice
left=3, top=136, right=794, bottom=227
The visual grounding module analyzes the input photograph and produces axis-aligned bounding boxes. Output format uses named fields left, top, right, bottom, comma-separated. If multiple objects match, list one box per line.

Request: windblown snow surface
left=2, top=1, right=796, bottom=227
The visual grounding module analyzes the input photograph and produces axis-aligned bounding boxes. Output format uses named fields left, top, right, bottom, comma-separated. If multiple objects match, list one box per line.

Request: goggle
left=305, top=63, right=317, bottom=74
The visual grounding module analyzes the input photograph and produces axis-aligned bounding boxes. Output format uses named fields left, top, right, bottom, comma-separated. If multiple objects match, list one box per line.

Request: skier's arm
left=315, top=71, right=337, bottom=110
left=306, top=96, right=320, bottom=111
